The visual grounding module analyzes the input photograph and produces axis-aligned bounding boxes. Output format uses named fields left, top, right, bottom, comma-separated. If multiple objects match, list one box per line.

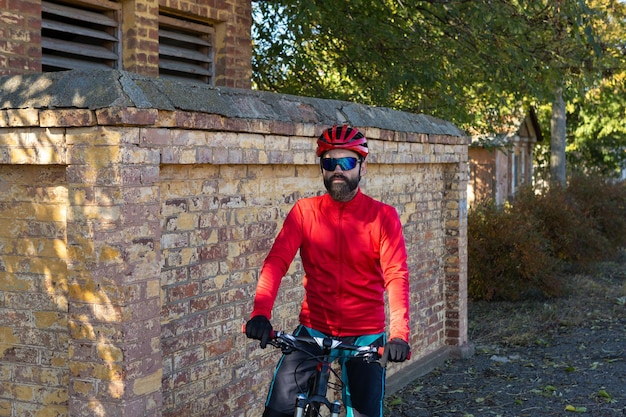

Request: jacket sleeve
left=380, top=207, right=411, bottom=342
left=250, top=203, right=303, bottom=320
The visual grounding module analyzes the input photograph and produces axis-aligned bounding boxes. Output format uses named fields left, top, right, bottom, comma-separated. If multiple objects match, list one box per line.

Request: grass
left=467, top=249, right=626, bottom=347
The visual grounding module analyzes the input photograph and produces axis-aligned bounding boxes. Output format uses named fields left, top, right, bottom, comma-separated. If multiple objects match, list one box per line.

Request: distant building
left=468, top=108, right=543, bottom=206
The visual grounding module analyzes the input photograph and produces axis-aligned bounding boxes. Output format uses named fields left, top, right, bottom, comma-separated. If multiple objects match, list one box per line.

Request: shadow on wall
left=0, top=104, right=124, bottom=416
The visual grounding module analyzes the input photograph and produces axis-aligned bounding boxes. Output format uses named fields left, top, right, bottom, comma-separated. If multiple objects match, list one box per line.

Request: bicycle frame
left=242, top=325, right=387, bottom=417
left=270, top=331, right=384, bottom=417
left=294, top=337, right=342, bottom=417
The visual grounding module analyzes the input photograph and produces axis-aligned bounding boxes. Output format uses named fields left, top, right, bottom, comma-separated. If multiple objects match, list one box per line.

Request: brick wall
left=0, top=0, right=252, bottom=89
left=0, top=0, right=42, bottom=74
left=0, top=70, right=469, bottom=417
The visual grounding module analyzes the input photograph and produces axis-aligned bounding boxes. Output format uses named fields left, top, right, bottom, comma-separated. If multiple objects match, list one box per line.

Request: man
left=246, top=124, right=411, bottom=417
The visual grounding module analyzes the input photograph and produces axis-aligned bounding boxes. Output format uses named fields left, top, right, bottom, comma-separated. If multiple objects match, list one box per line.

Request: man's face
left=321, top=149, right=366, bottom=202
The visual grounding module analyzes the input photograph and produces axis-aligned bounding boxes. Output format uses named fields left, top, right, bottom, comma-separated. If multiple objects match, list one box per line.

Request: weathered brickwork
left=0, top=0, right=252, bottom=89
left=0, top=0, right=42, bottom=75
left=0, top=164, right=68, bottom=417
left=0, top=71, right=469, bottom=417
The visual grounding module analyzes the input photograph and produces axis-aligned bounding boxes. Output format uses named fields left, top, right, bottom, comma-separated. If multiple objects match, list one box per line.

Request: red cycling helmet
left=316, top=125, right=368, bottom=159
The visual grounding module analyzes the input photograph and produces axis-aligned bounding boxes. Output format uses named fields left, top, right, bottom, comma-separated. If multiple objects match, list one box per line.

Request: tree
left=252, top=0, right=626, bottom=181
left=568, top=71, right=626, bottom=177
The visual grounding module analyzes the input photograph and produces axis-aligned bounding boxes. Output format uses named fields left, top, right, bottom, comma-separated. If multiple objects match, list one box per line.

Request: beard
left=324, top=174, right=360, bottom=202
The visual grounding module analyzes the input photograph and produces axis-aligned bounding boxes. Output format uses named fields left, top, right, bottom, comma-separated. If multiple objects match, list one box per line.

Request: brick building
left=0, top=0, right=252, bottom=88
left=468, top=108, right=543, bottom=206
left=1, top=2, right=470, bottom=417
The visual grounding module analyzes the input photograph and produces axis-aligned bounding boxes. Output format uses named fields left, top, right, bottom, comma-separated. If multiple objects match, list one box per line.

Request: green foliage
left=252, top=1, right=625, bottom=125
left=252, top=1, right=626, bottom=177
left=568, top=73, right=626, bottom=178
left=468, top=177, right=626, bottom=301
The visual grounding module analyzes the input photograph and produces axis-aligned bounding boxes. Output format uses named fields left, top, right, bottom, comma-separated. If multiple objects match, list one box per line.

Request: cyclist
left=246, top=124, right=411, bottom=417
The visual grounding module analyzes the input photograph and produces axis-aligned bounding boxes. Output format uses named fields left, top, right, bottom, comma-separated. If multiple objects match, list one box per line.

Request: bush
left=567, top=175, right=626, bottom=254
left=468, top=176, right=626, bottom=301
left=468, top=199, right=561, bottom=301
left=513, top=184, right=607, bottom=267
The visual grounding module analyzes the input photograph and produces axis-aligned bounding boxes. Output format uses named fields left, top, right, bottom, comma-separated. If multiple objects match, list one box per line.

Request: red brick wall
left=0, top=0, right=42, bottom=75
left=0, top=0, right=252, bottom=88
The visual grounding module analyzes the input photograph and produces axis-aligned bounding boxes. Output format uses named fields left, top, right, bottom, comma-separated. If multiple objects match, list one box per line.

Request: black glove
left=381, top=338, right=411, bottom=366
left=245, top=316, right=273, bottom=348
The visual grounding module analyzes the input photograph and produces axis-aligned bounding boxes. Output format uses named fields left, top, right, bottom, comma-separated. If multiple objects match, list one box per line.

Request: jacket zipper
left=336, top=203, right=345, bottom=335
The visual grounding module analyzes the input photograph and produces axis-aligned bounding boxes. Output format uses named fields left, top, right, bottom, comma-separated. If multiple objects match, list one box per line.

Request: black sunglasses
left=321, top=157, right=360, bottom=171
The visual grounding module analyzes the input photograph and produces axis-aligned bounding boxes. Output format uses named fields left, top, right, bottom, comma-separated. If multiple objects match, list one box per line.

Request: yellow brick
left=93, top=363, right=123, bottom=381
left=8, top=148, right=38, bottom=164
left=180, top=247, right=197, bottom=265
left=72, top=380, right=95, bottom=395
left=177, top=212, right=195, bottom=230
left=0, top=272, right=35, bottom=292
left=34, top=311, right=68, bottom=329
left=71, top=145, right=122, bottom=168
left=68, top=280, right=101, bottom=304
left=42, top=388, right=69, bottom=405
left=133, top=369, right=163, bottom=396
left=107, top=380, right=125, bottom=399
left=6, top=109, right=39, bottom=127
left=74, top=205, right=121, bottom=222
left=98, top=245, right=122, bottom=263
left=240, top=270, right=256, bottom=285
left=33, top=405, right=67, bottom=417
left=15, top=384, right=34, bottom=401
left=237, top=132, right=264, bottom=149
left=66, top=126, right=129, bottom=146
left=97, top=344, right=123, bottom=363
left=146, top=279, right=160, bottom=298
left=33, top=203, right=66, bottom=222
left=68, top=361, right=92, bottom=378
left=68, top=321, right=97, bottom=340
left=40, top=368, right=64, bottom=386
left=20, top=257, right=67, bottom=276
left=0, top=328, right=20, bottom=358
left=0, top=238, right=15, bottom=254
left=179, top=148, right=196, bottom=164
left=15, top=238, right=67, bottom=259
left=50, top=356, right=68, bottom=368
left=124, top=186, right=159, bottom=204
left=214, top=275, right=228, bottom=289
left=0, top=399, right=10, bottom=417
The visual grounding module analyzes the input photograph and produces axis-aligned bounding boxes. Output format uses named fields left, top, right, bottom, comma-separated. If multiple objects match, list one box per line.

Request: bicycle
left=246, top=328, right=388, bottom=417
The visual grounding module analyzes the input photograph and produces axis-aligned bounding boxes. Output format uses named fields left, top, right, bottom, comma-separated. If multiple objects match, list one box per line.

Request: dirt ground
left=386, top=255, right=626, bottom=417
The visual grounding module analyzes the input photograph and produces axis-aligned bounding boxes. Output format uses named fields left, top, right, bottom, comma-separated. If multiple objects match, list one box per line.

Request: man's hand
left=245, top=316, right=273, bottom=348
left=381, top=338, right=411, bottom=365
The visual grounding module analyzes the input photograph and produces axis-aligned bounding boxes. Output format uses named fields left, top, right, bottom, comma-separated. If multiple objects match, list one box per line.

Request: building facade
left=468, top=109, right=543, bottom=206
left=0, top=0, right=252, bottom=88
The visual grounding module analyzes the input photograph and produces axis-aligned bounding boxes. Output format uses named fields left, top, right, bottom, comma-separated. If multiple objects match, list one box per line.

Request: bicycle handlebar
left=242, top=324, right=400, bottom=366
left=270, top=330, right=386, bottom=358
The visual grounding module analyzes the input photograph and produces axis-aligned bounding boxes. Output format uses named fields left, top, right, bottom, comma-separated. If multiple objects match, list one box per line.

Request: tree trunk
left=550, top=86, right=567, bottom=186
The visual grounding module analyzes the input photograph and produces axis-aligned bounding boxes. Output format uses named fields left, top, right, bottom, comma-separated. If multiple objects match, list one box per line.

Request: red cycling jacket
left=250, top=189, right=410, bottom=342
